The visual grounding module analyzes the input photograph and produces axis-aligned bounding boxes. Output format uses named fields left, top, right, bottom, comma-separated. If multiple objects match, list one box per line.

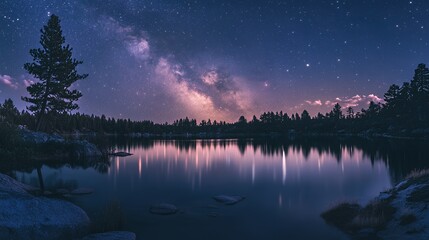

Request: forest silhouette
left=1, top=63, right=428, bottom=137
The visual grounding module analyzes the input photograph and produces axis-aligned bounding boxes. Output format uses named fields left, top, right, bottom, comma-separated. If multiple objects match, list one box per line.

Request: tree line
left=1, top=61, right=427, bottom=136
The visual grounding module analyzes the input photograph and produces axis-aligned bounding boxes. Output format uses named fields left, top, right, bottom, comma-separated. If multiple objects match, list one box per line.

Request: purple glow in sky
left=1, top=0, right=428, bottom=122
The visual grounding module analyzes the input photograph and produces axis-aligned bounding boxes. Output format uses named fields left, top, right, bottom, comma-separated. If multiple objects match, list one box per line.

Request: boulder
left=20, top=129, right=65, bottom=144
left=82, top=231, right=136, bottom=240
left=0, top=174, right=38, bottom=194
left=71, top=140, right=102, bottom=158
left=0, top=173, right=90, bottom=240
left=109, top=152, right=133, bottom=157
left=56, top=188, right=70, bottom=195
left=71, top=188, right=94, bottom=195
left=20, top=129, right=102, bottom=158
left=213, top=195, right=246, bottom=205
left=149, top=203, right=178, bottom=215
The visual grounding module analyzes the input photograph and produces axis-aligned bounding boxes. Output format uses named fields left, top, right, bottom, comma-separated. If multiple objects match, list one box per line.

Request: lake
left=7, top=137, right=429, bottom=240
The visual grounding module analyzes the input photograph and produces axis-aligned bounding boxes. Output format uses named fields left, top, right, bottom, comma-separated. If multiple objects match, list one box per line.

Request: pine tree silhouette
left=22, top=14, right=88, bottom=131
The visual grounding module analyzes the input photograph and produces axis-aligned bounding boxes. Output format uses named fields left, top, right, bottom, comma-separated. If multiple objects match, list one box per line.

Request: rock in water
left=213, top=195, right=245, bottom=205
left=71, top=140, right=103, bottom=158
left=110, top=152, right=133, bottom=157
left=56, top=188, right=70, bottom=195
left=82, top=231, right=136, bottom=240
left=150, top=203, right=178, bottom=215
left=71, top=188, right=94, bottom=195
left=0, top=174, right=90, bottom=240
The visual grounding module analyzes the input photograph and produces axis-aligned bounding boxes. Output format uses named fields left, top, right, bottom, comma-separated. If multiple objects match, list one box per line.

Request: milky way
left=1, top=0, right=428, bottom=122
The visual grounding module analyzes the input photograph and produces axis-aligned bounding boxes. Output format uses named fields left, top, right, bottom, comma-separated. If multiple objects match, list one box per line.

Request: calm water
left=8, top=138, right=429, bottom=240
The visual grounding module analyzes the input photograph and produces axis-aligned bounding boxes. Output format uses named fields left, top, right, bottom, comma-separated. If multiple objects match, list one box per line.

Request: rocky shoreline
left=19, top=128, right=103, bottom=159
left=0, top=173, right=136, bottom=240
left=322, top=169, right=429, bottom=239
left=0, top=129, right=136, bottom=239
left=0, top=173, right=89, bottom=239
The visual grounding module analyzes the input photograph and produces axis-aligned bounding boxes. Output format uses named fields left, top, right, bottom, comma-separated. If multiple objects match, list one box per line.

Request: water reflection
left=3, top=138, right=429, bottom=240
left=0, top=156, right=110, bottom=178
left=108, top=138, right=429, bottom=185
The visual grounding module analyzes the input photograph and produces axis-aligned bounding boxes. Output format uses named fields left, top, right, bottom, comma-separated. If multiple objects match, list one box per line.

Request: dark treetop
left=22, top=15, right=87, bottom=130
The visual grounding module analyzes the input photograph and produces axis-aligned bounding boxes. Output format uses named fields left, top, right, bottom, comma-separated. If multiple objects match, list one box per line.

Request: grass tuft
left=406, top=169, right=429, bottom=180
left=352, top=200, right=396, bottom=230
left=407, top=185, right=429, bottom=203
left=321, top=199, right=396, bottom=233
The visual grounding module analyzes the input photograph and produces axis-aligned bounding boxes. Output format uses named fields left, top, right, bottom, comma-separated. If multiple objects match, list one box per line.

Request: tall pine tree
left=22, top=14, right=88, bottom=131
left=410, top=64, right=429, bottom=121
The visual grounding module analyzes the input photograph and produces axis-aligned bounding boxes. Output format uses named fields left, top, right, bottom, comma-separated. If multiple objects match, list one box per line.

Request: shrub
left=0, top=124, right=32, bottom=159
left=352, top=199, right=396, bottom=230
left=321, top=202, right=360, bottom=229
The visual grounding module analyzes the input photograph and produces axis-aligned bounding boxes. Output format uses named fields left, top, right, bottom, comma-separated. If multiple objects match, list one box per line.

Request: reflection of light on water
left=317, top=157, right=321, bottom=172
left=196, top=146, right=199, bottom=168
left=138, top=155, right=142, bottom=178
left=199, top=170, right=202, bottom=188
left=282, top=150, right=287, bottom=185
left=252, top=156, right=255, bottom=184
left=156, top=147, right=159, bottom=160
left=114, top=156, right=119, bottom=189
left=205, top=149, right=209, bottom=171
left=292, top=149, right=301, bottom=181
left=278, top=193, right=283, bottom=208
left=110, top=139, right=385, bottom=187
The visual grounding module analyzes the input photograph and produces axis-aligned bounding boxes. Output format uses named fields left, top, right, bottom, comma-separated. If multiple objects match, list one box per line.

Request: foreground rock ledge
left=0, top=173, right=90, bottom=240
left=82, top=231, right=136, bottom=240
left=322, top=170, right=429, bottom=240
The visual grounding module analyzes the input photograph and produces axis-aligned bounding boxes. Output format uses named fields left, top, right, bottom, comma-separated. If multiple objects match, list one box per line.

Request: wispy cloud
left=305, top=100, right=322, bottom=106
left=0, top=75, right=18, bottom=89
left=305, top=94, right=384, bottom=111
left=23, top=79, right=34, bottom=87
left=367, top=94, right=383, bottom=103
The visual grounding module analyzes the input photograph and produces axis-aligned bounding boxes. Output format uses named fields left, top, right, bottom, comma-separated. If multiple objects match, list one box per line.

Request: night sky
left=1, top=0, right=428, bottom=122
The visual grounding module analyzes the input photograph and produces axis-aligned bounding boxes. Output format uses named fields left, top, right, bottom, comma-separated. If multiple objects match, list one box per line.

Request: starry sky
left=0, top=0, right=428, bottom=123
